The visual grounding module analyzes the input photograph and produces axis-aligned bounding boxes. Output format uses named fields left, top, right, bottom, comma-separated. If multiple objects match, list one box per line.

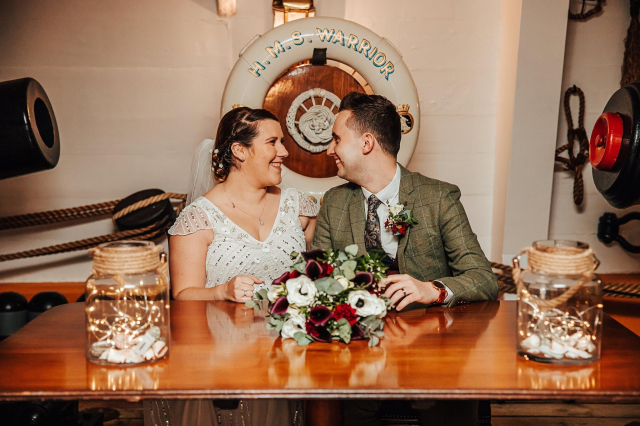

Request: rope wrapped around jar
left=89, top=242, right=168, bottom=286
left=513, top=244, right=599, bottom=309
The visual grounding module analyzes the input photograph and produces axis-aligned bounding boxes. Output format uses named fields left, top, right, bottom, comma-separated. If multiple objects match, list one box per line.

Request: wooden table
left=1, top=300, right=640, bottom=402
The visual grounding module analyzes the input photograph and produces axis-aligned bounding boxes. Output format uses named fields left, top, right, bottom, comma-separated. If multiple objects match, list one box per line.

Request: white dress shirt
left=361, top=164, right=453, bottom=303
left=361, top=164, right=402, bottom=260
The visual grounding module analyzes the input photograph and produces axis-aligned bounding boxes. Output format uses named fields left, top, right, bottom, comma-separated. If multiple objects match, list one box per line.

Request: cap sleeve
left=296, top=189, right=319, bottom=217
left=168, top=203, right=213, bottom=236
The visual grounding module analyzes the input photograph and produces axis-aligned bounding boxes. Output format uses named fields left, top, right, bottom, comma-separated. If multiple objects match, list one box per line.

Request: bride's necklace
left=223, top=184, right=268, bottom=226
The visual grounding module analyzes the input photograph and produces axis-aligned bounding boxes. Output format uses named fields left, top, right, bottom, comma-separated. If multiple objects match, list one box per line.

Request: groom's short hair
left=339, top=92, right=401, bottom=157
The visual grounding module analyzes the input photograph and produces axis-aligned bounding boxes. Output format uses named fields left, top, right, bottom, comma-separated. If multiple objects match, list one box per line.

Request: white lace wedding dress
left=143, top=187, right=318, bottom=426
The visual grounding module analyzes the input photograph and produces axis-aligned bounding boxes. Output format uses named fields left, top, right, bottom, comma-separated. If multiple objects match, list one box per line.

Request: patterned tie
left=365, top=194, right=383, bottom=252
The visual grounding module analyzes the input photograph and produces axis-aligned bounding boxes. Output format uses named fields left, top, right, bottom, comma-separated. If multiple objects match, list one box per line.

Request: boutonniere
left=384, top=202, right=417, bottom=236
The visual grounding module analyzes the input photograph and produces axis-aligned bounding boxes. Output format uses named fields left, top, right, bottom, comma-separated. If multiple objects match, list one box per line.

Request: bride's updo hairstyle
left=211, top=107, right=279, bottom=182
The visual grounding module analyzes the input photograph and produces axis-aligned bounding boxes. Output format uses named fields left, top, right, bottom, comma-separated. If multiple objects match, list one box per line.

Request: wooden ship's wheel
left=221, top=17, right=420, bottom=199
left=264, top=64, right=366, bottom=179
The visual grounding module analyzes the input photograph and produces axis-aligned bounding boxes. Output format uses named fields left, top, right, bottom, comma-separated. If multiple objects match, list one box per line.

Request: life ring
left=221, top=17, right=420, bottom=199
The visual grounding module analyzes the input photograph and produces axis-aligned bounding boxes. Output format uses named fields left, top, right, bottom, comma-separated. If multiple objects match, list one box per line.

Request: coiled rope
left=0, top=193, right=186, bottom=262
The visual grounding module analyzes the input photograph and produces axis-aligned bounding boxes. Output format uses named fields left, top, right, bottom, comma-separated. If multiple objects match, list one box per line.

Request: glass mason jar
left=85, top=241, right=170, bottom=365
left=514, top=240, right=602, bottom=365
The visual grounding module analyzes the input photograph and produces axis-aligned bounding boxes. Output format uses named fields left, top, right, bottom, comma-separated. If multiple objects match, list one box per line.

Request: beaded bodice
left=168, top=188, right=318, bottom=294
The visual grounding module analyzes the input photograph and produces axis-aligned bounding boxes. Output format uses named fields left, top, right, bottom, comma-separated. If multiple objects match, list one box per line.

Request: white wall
left=547, top=0, right=640, bottom=272
left=0, top=0, right=503, bottom=282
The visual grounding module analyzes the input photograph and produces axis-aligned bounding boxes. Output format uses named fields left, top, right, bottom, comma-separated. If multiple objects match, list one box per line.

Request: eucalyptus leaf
left=294, top=261, right=306, bottom=273
left=326, top=280, right=344, bottom=295
left=275, top=321, right=284, bottom=332
left=361, top=315, right=377, bottom=326
left=338, top=252, right=348, bottom=262
left=342, top=260, right=357, bottom=271
left=341, top=267, right=355, bottom=280
left=345, top=244, right=358, bottom=257
left=245, top=301, right=255, bottom=308
left=340, top=330, right=351, bottom=344
left=315, top=277, right=332, bottom=292
left=256, top=288, right=268, bottom=300
left=336, top=318, right=349, bottom=327
left=294, top=332, right=313, bottom=346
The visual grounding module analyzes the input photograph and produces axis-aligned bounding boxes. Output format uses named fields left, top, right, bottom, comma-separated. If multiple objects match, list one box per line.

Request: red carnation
left=333, top=304, right=358, bottom=326
left=320, top=262, right=334, bottom=276
left=384, top=219, right=389, bottom=228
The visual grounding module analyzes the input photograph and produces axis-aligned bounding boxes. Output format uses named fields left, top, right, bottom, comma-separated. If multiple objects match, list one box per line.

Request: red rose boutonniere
left=384, top=202, right=417, bottom=237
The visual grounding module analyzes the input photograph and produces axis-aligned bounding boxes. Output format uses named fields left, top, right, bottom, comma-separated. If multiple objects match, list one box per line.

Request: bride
left=144, top=107, right=317, bottom=426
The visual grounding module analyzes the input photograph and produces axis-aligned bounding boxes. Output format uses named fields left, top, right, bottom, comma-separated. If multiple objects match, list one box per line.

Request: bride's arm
left=169, top=231, right=261, bottom=301
left=169, top=230, right=221, bottom=300
left=299, top=216, right=317, bottom=251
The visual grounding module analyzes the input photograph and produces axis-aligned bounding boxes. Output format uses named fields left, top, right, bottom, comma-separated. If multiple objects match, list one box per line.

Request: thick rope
left=90, top=243, right=164, bottom=275
left=87, top=241, right=168, bottom=295
left=555, top=85, right=589, bottom=206
left=111, top=192, right=187, bottom=222
left=512, top=245, right=597, bottom=309
left=568, top=0, right=603, bottom=20
left=0, top=193, right=186, bottom=261
left=622, top=0, right=640, bottom=87
left=0, top=200, right=119, bottom=230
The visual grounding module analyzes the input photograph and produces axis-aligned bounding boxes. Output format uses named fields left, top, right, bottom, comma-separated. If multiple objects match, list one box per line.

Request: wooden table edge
left=2, top=389, right=640, bottom=403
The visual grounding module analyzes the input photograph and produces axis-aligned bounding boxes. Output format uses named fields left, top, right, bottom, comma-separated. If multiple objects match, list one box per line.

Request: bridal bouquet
left=246, top=245, right=391, bottom=346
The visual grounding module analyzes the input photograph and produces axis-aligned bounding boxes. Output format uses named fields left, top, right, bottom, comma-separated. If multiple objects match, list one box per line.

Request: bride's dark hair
left=211, top=107, right=279, bottom=182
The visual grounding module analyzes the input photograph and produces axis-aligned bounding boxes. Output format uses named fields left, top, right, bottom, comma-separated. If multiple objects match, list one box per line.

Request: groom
left=312, top=92, right=498, bottom=425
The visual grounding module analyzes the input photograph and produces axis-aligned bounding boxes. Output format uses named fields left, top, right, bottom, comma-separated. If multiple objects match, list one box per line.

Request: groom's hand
left=383, top=274, right=440, bottom=311
left=221, top=275, right=263, bottom=302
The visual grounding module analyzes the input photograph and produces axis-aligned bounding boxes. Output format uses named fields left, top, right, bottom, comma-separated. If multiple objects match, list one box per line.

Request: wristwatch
left=430, top=280, right=447, bottom=305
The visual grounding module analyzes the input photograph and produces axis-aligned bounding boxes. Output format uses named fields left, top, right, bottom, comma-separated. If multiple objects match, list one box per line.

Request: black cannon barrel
left=0, top=78, right=60, bottom=179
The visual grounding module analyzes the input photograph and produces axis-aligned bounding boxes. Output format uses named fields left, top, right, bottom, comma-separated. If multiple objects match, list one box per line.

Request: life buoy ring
left=221, top=17, right=420, bottom=199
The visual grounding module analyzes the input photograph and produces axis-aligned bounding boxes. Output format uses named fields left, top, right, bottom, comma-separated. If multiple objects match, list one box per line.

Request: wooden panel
left=263, top=65, right=365, bottom=178
left=2, top=301, right=640, bottom=401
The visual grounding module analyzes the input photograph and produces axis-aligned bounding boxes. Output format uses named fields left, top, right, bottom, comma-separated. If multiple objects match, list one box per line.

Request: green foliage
left=294, top=331, right=313, bottom=346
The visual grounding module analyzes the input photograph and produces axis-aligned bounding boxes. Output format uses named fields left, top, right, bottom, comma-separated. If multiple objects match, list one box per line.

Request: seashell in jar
left=550, top=341, right=567, bottom=356
left=152, top=341, right=166, bottom=357
left=107, top=349, right=126, bottom=363
left=143, top=348, right=155, bottom=361
left=521, top=334, right=541, bottom=350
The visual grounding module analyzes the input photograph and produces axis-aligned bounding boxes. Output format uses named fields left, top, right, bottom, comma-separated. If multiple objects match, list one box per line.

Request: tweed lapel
left=397, top=165, right=416, bottom=257
left=348, top=187, right=367, bottom=256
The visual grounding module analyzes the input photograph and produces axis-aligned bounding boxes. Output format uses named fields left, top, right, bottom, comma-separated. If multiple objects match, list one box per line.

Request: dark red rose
left=270, top=297, right=289, bottom=315
left=353, top=271, right=374, bottom=288
left=333, top=304, right=358, bottom=326
left=289, top=270, right=301, bottom=279
left=309, top=306, right=333, bottom=326
left=272, top=271, right=290, bottom=286
left=351, top=324, right=365, bottom=341
left=384, top=219, right=389, bottom=228
left=305, top=321, right=332, bottom=343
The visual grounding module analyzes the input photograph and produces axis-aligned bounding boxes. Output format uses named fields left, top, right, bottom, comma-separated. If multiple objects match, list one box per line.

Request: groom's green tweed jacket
left=312, top=165, right=498, bottom=307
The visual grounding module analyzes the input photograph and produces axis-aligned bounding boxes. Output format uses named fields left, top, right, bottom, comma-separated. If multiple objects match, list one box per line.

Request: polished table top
left=1, top=300, right=640, bottom=402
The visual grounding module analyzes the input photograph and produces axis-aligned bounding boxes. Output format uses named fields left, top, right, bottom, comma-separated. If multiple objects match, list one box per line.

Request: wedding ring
left=243, top=289, right=248, bottom=297
left=401, top=288, right=407, bottom=296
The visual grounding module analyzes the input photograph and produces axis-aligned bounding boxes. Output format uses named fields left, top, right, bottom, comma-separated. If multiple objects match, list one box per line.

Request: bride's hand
left=218, top=275, right=263, bottom=302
